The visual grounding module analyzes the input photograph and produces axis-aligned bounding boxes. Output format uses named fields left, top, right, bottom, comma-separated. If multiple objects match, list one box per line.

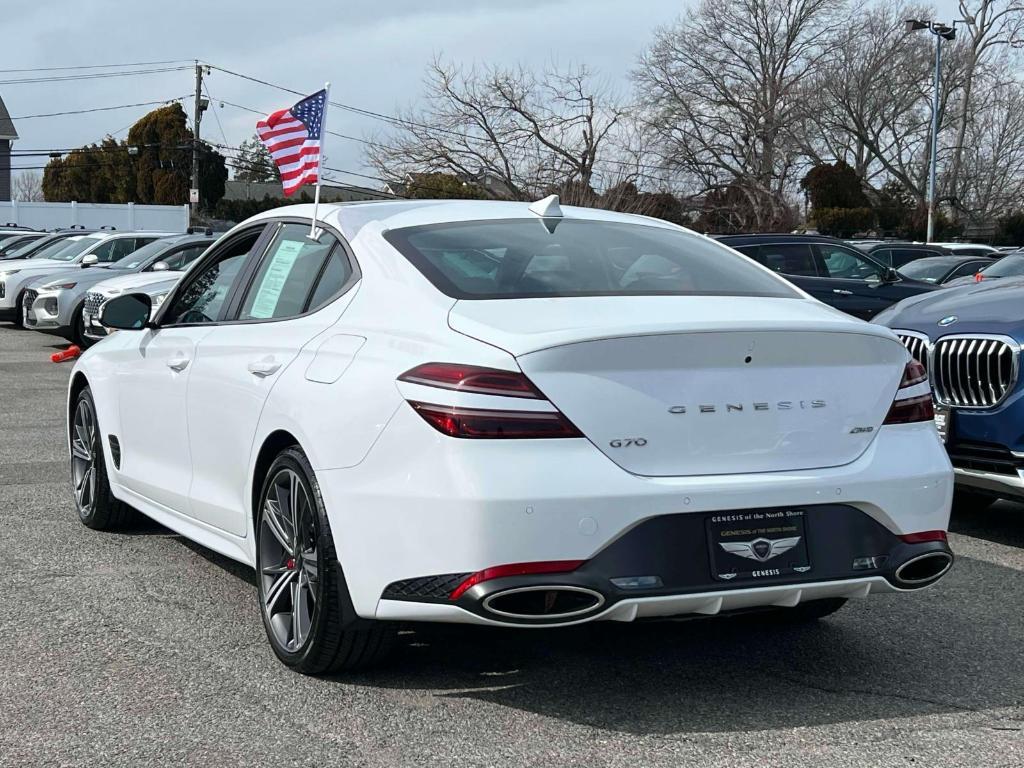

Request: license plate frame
left=707, top=509, right=812, bottom=582
left=933, top=403, right=951, bottom=444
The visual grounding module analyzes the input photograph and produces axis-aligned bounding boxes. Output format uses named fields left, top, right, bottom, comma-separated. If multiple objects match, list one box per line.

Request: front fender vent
left=107, top=435, right=121, bottom=470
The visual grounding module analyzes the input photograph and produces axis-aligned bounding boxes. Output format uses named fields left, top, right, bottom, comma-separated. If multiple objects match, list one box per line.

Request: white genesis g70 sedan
left=68, top=198, right=954, bottom=673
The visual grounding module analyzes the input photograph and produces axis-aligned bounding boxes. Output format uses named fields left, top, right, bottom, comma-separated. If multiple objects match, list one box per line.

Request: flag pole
left=310, top=81, right=330, bottom=239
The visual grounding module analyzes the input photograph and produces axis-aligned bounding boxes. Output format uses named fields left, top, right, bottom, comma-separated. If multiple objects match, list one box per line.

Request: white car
left=68, top=199, right=954, bottom=674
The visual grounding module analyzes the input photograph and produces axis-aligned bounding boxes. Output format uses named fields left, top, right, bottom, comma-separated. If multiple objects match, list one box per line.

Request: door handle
left=248, top=360, right=282, bottom=377
left=832, top=288, right=854, bottom=295
left=166, top=356, right=190, bottom=372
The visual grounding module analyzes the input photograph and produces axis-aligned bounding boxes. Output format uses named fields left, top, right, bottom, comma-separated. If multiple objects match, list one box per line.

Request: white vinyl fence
left=0, top=201, right=189, bottom=232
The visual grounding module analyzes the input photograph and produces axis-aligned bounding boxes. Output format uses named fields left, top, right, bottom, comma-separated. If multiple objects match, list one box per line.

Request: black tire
left=953, top=488, right=997, bottom=512
left=71, top=387, right=134, bottom=530
left=256, top=447, right=395, bottom=674
left=12, top=289, right=25, bottom=328
left=71, top=303, right=91, bottom=349
left=765, top=597, right=847, bottom=623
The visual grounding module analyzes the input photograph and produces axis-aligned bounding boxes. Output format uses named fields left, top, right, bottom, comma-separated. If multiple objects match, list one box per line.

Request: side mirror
left=100, top=293, right=153, bottom=330
left=81, top=254, right=99, bottom=267
left=882, top=267, right=900, bottom=283
left=151, top=260, right=169, bottom=272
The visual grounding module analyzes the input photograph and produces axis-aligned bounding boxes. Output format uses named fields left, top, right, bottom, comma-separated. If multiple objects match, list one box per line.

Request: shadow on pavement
left=950, top=499, right=1024, bottom=549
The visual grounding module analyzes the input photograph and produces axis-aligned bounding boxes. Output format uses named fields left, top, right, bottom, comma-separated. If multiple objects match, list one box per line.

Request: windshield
left=106, top=239, right=171, bottom=270
left=0, top=234, right=43, bottom=256
left=897, top=259, right=956, bottom=283
left=385, top=219, right=800, bottom=299
left=5, top=235, right=64, bottom=259
left=980, top=255, right=1024, bottom=278
left=31, top=236, right=101, bottom=262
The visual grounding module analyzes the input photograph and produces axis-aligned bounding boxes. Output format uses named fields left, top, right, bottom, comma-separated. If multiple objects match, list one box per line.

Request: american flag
left=256, top=89, right=327, bottom=196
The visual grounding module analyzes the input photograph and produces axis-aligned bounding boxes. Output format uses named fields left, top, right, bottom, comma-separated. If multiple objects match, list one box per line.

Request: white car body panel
left=69, top=201, right=954, bottom=632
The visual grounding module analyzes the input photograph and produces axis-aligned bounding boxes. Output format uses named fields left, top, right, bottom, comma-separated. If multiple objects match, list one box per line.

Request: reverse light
left=899, top=530, right=948, bottom=544
left=409, top=402, right=582, bottom=439
left=399, top=362, right=543, bottom=398
left=884, top=360, right=934, bottom=424
left=450, top=560, right=586, bottom=601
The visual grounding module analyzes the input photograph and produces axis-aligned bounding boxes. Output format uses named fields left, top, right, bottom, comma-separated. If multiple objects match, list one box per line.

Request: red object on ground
left=50, top=345, right=81, bottom=363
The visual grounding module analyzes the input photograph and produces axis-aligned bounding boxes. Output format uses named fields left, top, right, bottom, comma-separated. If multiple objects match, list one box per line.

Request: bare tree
left=947, top=0, right=1024, bottom=219
left=802, top=1, right=948, bottom=200
left=12, top=171, right=44, bottom=202
left=634, top=0, right=842, bottom=230
left=367, top=59, right=627, bottom=204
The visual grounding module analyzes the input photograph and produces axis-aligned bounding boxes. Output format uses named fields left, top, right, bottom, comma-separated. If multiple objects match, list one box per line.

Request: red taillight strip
left=899, top=530, right=948, bottom=544
left=899, top=359, right=928, bottom=388
left=450, top=560, right=586, bottom=601
left=884, top=393, right=934, bottom=425
left=399, top=363, right=543, bottom=399
left=409, top=402, right=583, bottom=439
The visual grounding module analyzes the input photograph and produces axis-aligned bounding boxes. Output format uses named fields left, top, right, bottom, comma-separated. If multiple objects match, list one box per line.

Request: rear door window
left=756, top=244, right=819, bottom=277
left=817, top=244, right=885, bottom=281
left=238, top=224, right=339, bottom=320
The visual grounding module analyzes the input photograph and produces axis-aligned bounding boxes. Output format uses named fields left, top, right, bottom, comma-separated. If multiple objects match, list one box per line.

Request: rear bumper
left=314, top=407, right=953, bottom=621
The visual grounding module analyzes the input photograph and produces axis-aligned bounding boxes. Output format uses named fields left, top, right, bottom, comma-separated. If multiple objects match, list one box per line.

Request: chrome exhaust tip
left=894, top=551, right=953, bottom=588
left=482, top=585, right=605, bottom=620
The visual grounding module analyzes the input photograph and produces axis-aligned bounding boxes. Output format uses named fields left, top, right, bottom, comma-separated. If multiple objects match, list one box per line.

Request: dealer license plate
left=707, top=509, right=811, bottom=582
left=933, top=404, right=951, bottom=444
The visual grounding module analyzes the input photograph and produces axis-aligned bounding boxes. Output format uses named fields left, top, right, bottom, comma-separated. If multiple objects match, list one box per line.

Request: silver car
left=24, top=234, right=213, bottom=345
left=82, top=273, right=184, bottom=342
left=1, top=231, right=174, bottom=327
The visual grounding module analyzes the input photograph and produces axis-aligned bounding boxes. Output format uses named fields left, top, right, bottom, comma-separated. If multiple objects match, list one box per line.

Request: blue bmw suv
left=875, top=279, right=1024, bottom=508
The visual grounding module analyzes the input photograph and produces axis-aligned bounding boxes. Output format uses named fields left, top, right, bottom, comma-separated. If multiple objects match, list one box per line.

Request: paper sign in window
left=248, top=239, right=306, bottom=319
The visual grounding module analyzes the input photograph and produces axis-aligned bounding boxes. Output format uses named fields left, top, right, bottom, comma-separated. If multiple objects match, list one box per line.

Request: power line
left=8, top=97, right=189, bottom=121
left=0, top=59, right=194, bottom=74
left=0, top=66, right=192, bottom=85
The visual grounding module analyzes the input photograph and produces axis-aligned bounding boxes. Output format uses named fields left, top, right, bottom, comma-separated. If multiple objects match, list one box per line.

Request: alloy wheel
left=259, top=468, right=320, bottom=653
left=70, top=399, right=97, bottom=518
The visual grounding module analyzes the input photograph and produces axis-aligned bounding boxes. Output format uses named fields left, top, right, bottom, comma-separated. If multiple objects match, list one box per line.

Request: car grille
left=896, top=332, right=930, bottom=374
left=932, top=335, right=1018, bottom=409
left=83, top=291, right=104, bottom=316
left=22, top=289, right=38, bottom=326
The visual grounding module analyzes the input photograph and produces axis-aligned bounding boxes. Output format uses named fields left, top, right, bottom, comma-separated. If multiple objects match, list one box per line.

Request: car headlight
left=148, top=291, right=169, bottom=318
left=0, top=270, right=20, bottom=280
left=41, top=282, right=76, bottom=291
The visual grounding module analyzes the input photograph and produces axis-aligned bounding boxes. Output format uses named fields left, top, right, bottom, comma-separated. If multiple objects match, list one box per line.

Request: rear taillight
left=409, top=402, right=582, bottom=438
left=399, top=363, right=542, bottom=398
left=884, top=360, right=934, bottom=424
left=400, top=362, right=582, bottom=439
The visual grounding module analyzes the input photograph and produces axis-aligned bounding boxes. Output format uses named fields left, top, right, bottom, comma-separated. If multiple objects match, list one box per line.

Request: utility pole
left=190, top=61, right=206, bottom=221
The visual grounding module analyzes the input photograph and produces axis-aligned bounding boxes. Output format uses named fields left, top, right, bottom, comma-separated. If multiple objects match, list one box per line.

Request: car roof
left=867, top=242, right=951, bottom=251
left=902, top=255, right=989, bottom=267
left=239, top=199, right=690, bottom=243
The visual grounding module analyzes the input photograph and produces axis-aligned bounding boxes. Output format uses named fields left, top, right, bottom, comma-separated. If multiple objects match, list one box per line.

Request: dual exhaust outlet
left=473, top=551, right=953, bottom=621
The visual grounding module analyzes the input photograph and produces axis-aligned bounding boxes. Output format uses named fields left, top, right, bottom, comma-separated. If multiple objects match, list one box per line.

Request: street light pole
left=906, top=19, right=956, bottom=244
left=927, top=30, right=941, bottom=243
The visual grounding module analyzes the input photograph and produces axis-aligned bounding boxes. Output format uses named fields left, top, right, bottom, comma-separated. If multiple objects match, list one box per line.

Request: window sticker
left=248, top=239, right=306, bottom=318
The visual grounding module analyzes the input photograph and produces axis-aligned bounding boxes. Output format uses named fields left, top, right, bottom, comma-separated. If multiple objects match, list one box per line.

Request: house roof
left=0, top=94, right=17, bottom=140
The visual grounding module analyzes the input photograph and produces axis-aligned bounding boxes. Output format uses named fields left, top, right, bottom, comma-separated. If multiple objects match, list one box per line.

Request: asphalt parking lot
left=2, top=328, right=1024, bottom=768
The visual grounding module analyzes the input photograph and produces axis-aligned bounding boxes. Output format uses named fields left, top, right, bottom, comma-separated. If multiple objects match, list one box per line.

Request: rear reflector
left=399, top=363, right=543, bottom=399
left=450, top=560, right=586, bottom=600
left=410, top=402, right=582, bottom=439
left=899, top=530, right=948, bottom=544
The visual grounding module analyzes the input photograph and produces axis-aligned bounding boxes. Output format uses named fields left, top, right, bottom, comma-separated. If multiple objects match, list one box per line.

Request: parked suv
left=717, top=234, right=940, bottom=320
left=0, top=231, right=172, bottom=326
left=875, top=281, right=1024, bottom=508
left=25, top=233, right=213, bottom=345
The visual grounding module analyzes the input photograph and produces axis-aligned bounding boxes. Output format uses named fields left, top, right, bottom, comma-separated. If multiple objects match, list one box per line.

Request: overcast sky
left=3, top=0, right=688, bottom=189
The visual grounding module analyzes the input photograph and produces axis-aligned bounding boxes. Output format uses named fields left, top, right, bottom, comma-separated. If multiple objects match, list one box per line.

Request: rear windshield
left=384, top=219, right=800, bottom=299
left=980, top=255, right=1024, bottom=277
